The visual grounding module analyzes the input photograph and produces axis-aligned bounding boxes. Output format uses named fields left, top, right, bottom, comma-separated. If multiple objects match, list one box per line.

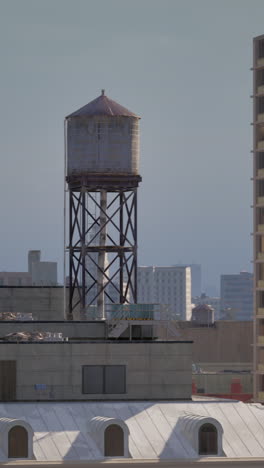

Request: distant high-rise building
left=174, top=264, right=201, bottom=298
left=220, top=272, right=253, bottom=321
left=137, top=266, right=192, bottom=320
left=189, top=264, right=202, bottom=298
left=0, top=251, right=57, bottom=287
left=253, top=34, right=264, bottom=401
left=28, top=250, right=41, bottom=277
left=28, top=250, right=57, bottom=286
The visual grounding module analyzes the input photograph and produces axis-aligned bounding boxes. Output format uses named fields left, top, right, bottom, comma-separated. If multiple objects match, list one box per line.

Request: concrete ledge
left=0, top=340, right=193, bottom=344
left=1, top=457, right=264, bottom=467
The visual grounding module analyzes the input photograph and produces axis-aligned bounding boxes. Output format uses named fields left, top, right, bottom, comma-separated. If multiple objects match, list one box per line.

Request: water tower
left=65, top=91, right=141, bottom=319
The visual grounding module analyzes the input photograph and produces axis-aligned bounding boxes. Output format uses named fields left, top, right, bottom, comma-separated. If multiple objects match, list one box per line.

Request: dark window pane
left=259, top=40, right=264, bottom=58
left=258, top=97, right=264, bottom=113
left=105, top=366, right=126, bottom=394
left=82, top=366, right=104, bottom=394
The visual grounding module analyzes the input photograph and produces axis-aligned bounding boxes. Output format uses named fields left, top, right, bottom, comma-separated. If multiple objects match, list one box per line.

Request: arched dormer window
left=104, top=424, right=124, bottom=457
left=199, top=423, right=218, bottom=455
left=8, top=425, right=28, bottom=458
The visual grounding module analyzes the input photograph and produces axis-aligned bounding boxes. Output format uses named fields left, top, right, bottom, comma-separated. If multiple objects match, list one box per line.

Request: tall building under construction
left=253, top=34, right=264, bottom=401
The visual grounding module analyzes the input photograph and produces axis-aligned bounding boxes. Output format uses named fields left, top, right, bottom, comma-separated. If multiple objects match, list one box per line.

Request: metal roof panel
left=66, top=90, right=139, bottom=118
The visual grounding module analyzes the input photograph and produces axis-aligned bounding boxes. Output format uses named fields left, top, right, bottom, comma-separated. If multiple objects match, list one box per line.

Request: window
left=82, top=365, right=126, bottom=394
left=8, top=426, right=28, bottom=458
left=82, top=366, right=104, bottom=394
left=259, top=40, right=264, bottom=59
left=199, top=423, right=218, bottom=455
left=104, top=424, right=124, bottom=456
left=258, top=96, right=264, bottom=114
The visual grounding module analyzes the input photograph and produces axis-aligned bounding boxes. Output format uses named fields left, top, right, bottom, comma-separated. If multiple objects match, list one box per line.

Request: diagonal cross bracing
left=67, top=187, right=138, bottom=317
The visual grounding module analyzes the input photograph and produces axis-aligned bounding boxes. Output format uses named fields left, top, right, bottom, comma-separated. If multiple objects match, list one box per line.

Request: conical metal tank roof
left=66, top=90, right=139, bottom=118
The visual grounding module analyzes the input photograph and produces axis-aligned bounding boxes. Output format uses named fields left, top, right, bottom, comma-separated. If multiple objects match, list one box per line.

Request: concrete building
left=189, top=263, right=202, bottom=297
left=137, top=266, right=192, bottom=320
left=158, top=320, right=253, bottom=401
left=157, top=320, right=252, bottom=373
left=0, top=287, right=65, bottom=321
left=0, top=290, right=252, bottom=372
left=28, top=250, right=57, bottom=286
left=252, top=34, right=264, bottom=403
left=0, top=313, right=258, bottom=463
left=220, top=272, right=253, bottom=320
left=192, top=372, right=253, bottom=402
left=28, top=250, right=41, bottom=276
left=0, top=272, right=31, bottom=286
left=0, top=341, right=191, bottom=401
left=0, top=250, right=57, bottom=287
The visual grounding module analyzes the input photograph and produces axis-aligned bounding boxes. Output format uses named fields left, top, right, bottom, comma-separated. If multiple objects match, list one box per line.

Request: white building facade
left=174, top=263, right=202, bottom=298
left=137, top=266, right=192, bottom=320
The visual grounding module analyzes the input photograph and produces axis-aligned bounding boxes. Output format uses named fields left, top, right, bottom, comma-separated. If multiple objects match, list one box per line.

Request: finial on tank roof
left=101, top=89, right=105, bottom=96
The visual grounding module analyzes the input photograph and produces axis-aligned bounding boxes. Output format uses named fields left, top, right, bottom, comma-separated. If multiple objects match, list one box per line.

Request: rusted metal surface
left=66, top=173, right=141, bottom=190
left=66, top=90, right=139, bottom=118
left=66, top=92, right=140, bottom=179
left=67, top=189, right=138, bottom=316
left=97, top=190, right=107, bottom=319
left=66, top=116, right=140, bottom=177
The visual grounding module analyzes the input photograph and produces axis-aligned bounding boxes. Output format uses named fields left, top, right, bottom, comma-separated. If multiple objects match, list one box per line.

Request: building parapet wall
left=0, top=321, right=106, bottom=339
left=0, top=341, right=192, bottom=401
left=0, top=287, right=82, bottom=321
left=156, top=321, right=252, bottom=369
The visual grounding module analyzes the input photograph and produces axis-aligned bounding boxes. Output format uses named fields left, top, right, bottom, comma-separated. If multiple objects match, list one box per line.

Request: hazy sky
left=0, top=0, right=262, bottom=293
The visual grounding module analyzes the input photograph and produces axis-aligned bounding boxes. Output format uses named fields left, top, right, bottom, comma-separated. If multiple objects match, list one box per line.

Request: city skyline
left=0, top=0, right=261, bottom=291
left=0, top=246, right=252, bottom=298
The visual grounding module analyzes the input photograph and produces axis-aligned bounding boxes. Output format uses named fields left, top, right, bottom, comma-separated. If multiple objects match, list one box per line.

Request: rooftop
left=1, top=399, right=264, bottom=461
